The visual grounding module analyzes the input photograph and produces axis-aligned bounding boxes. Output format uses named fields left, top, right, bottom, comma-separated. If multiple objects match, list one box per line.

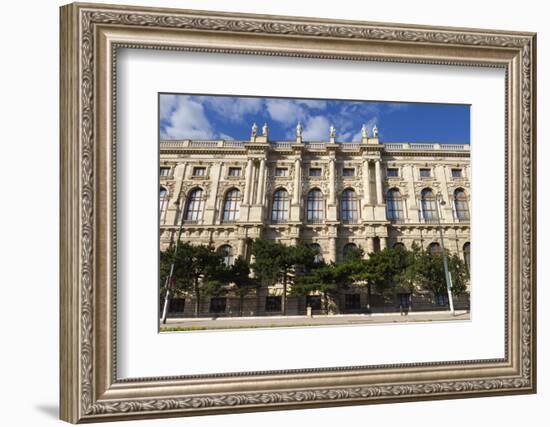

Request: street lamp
left=436, top=192, right=455, bottom=316
left=160, top=200, right=186, bottom=325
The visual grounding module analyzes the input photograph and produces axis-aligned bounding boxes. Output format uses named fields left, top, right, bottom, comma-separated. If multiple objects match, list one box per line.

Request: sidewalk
left=161, top=310, right=470, bottom=331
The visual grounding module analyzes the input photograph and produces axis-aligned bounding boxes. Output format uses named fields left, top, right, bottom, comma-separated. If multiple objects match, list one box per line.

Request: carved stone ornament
left=60, top=3, right=535, bottom=423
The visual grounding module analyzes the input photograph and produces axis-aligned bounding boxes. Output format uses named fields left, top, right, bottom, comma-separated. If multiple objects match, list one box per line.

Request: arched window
left=341, top=189, right=358, bottom=223
left=393, top=242, right=406, bottom=250
left=184, top=188, right=204, bottom=222
left=271, top=189, right=289, bottom=223
left=421, top=188, right=438, bottom=222
left=428, top=242, right=442, bottom=255
left=463, top=242, right=471, bottom=272
left=222, top=189, right=241, bottom=222
left=309, top=243, right=323, bottom=264
left=159, top=187, right=168, bottom=220
left=386, top=188, right=404, bottom=222
left=454, top=188, right=470, bottom=221
left=343, top=243, right=358, bottom=260
left=218, top=245, right=234, bottom=267
left=306, top=189, right=324, bottom=223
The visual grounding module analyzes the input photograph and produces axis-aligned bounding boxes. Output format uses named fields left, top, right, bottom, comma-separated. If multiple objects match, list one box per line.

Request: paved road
left=161, top=310, right=470, bottom=331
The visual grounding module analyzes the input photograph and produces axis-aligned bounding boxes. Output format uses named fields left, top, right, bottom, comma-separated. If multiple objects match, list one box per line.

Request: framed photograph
left=60, top=2, right=537, bottom=423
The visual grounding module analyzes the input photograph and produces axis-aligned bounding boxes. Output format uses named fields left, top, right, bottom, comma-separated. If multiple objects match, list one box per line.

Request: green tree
left=160, top=242, right=227, bottom=316
left=251, top=239, right=314, bottom=315
left=364, top=247, right=411, bottom=292
left=227, top=256, right=260, bottom=316
left=413, top=249, right=469, bottom=296
left=293, top=246, right=370, bottom=313
left=293, top=262, right=338, bottom=313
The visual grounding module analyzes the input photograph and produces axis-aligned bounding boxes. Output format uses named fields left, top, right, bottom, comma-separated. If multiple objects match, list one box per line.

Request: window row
left=163, top=165, right=467, bottom=180
left=160, top=186, right=469, bottom=224
left=386, top=167, right=465, bottom=179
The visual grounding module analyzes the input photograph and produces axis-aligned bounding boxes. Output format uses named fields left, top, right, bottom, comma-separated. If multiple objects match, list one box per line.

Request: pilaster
left=203, top=162, right=222, bottom=224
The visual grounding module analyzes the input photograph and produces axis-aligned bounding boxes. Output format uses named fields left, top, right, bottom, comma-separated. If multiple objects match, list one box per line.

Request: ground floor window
left=345, top=294, right=361, bottom=310
left=209, top=297, right=227, bottom=314
left=169, top=298, right=185, bottom=313
left=306, top=295, right=322, bottom=311
left=398, top=293, right=411, bottom=308
left=265, top=296, right=282, bottom=312
left=434, top=294, right=449, bottom=306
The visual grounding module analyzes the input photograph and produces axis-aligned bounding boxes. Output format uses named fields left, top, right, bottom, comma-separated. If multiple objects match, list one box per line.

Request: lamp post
left=160, top=202, right=186, bottom=324
left=436, top=192, right=455, bottom=316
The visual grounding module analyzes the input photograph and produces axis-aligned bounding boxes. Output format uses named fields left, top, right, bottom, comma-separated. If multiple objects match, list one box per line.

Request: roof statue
left=361, top=124, right=368, bottom=138
left=296, top=121, right=302, bottom=138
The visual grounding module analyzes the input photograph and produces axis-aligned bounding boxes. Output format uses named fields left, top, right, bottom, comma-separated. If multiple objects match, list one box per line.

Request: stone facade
left=159, top=129, right=471, bottom=316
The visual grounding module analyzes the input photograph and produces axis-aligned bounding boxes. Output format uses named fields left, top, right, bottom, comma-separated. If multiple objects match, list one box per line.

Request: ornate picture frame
left=60, top=2, right=536, bottom=423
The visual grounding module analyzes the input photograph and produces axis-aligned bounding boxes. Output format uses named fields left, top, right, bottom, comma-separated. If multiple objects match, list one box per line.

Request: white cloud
left=161, top=96, right=215, bottom=140
left=266, top=99, right=308, bottom=125
left=302, top=115, right=331, bottom=140
left=202, top=96, right=263, bottom=121
left=159, top=94, right=178, bottom=122
left=219, top=133, right=235, bottom=140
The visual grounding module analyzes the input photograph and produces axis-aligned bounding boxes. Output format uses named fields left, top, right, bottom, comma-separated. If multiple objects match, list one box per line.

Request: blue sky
left=159, top=93, right=470, bottom=144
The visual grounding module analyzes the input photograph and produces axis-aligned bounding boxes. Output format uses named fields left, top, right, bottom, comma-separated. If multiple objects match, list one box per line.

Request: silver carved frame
left=59, top=2, right=537, bottom=423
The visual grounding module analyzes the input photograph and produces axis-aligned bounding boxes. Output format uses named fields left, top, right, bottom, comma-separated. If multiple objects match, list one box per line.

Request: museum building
left=159, top=123, right=471, bottom=317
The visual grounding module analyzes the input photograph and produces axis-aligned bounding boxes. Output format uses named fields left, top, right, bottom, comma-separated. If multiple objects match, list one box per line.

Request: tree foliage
left=160, top=238, right=470, bottom=317
left=411, top=248, right=469, bottom=296
left=227, top=256, right=260, bottom=316
left=251, top=239, right=315, bottom=314
left=160, top=242, right=228, bottom=316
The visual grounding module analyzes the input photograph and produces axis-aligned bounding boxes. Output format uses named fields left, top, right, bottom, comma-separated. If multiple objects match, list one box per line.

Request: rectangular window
left=168, top=298, right=185, bottom=313
left=434, top=294, right=449, bottom=306
left=309, top=168, right=322, bottom=176
left=398, top=293, right=411, bottom=308
left=451, top=168, right=462, bottom=178
left=160, top=167, right=170, bottom=176
left=275, top=167, right=288, bottom=177
left=344, top=294, right=361, bottom=311
left=386, top=168, right=399, bottom=177
left=193, top=166, right=206, bottom=176
left=306, top=295, right=322, bottom=311
left=209, top=297, right=227, bottom=314
left=342, top=168, right=355, bottom=177
left=265, top=296, right=282, bottom=312
left=419, top=168, right=431, bottom=177
left=228, top=167, right=241, bottom=176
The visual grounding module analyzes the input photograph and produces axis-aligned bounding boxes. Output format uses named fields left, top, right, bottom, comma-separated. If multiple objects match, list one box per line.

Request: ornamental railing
left=160, top=140, right=470, bottom=151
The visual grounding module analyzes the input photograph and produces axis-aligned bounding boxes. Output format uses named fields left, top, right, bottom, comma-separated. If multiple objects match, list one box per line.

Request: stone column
left=168, top=162, right=187, bottom=225
left=204, top=162, right=222, bottom=224
left=365, top=237, right=374, bottom=255
left=238, top=238, right=246, bottom=258
left=436, top=165, right=452, bottom=222
left=375, top=159, right=383, bottom=205
left=255, top=158, right=266, bottom=205
left=244, top=158, right=253, bottom=204
left=362, top=159, right=371, bottom=205
left=328, top=237, right=337, bottom=263
left=329, top=158, right=336, bottom=205
left=292, top=158, right=301, bottom=205
left=380, top=236, right=387, bottom=250
left=405, top=164, right=418, bottom=222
